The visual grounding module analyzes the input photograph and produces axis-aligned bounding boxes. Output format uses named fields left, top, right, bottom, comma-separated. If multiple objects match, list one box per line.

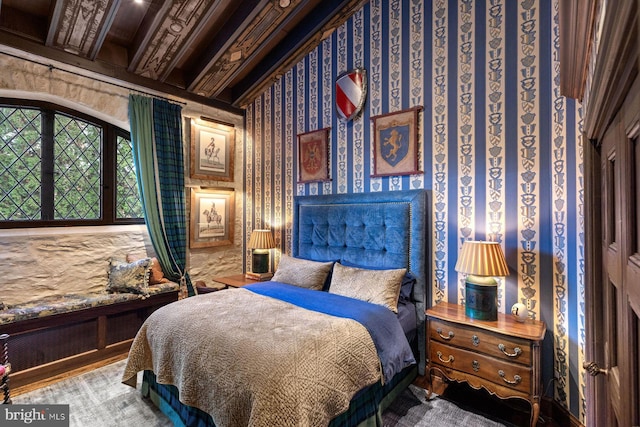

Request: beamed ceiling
left=0, top=0, right=366, bottom=112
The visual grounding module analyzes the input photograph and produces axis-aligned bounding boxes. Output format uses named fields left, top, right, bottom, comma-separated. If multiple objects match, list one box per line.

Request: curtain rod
left=0, top=50, right=187, bottom=105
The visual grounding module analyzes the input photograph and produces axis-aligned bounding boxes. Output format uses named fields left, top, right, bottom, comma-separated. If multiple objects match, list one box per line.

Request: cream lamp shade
left=454, top=241, right=509, bottom=277
left=248, top=229, right=275, bottom=274
left=248, top=229, right=276, bottom=250
left=455, top=240, right=509, bottom=321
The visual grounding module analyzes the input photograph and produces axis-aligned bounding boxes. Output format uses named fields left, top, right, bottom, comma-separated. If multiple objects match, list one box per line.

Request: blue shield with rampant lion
left=380, top=124, right=409, bottom=166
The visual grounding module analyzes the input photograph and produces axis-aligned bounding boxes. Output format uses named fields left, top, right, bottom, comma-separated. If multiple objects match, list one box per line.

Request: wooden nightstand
left=211, top=274, right=259, bottom=288
left=426, top=302, right=546, bottom=427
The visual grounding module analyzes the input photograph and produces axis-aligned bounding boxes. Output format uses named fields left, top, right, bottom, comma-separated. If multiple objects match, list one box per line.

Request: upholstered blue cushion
left=295, top=203, right=410, bottom=267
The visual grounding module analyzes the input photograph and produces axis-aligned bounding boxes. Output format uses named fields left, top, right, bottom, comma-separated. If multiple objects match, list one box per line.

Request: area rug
left=12, top=361, right=171, bottom=427
left=12, top=360, right=506, bottom=427
left=382, top=384, right=507, bottom=427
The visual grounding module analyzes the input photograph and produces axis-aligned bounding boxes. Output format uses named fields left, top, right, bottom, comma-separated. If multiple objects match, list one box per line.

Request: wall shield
left=335, top=68, right=367, bottom=121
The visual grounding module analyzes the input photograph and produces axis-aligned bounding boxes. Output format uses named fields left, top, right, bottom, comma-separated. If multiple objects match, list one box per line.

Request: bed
left=122, top=189, right=430, bottom=426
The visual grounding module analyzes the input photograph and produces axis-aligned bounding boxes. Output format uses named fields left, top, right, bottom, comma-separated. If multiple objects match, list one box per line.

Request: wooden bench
left=0, top=283, right=179, bottom=391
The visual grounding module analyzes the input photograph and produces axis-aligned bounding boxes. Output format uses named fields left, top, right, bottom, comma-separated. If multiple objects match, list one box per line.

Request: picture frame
left=371, top=106, right=423, bottom=177
left=190, top=119, right=235, bottom=182
left=190, top=187, right=235, bottom=248
left=297, top=127, right=331, bottom=183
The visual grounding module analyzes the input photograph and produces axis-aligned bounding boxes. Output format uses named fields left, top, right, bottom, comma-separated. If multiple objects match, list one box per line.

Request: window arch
left=0, top=99, right=143, bottom=228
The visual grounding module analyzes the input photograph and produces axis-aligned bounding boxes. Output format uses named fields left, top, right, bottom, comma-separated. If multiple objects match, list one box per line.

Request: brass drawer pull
left=472, top=360, right=479, bottom=372
left=498, top=370, right=522, bottom=385
left=436, top=327, right=454, bottom=340
left=498, top=343, right=522, bottom=357
left=437, top=351, right=454, bottom=364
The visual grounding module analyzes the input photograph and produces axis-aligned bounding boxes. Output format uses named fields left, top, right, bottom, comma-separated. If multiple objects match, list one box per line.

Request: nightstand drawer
left=430, top=341, right=533, bottom=394
left=429, top=318, right=532, bottom=365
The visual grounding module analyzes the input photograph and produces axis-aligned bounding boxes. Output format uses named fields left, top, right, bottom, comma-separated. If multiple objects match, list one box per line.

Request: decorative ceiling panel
left=50, top=0, right=118, bottom=59
left=192, top=0, right=302, bottom=98
left=131, top=0, right=215, bottom=80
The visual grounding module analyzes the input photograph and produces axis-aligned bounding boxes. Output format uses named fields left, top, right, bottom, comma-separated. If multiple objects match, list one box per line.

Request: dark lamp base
left=252, top=252, right=269, bottom=274
left=465, top=279, right=498, bottom=321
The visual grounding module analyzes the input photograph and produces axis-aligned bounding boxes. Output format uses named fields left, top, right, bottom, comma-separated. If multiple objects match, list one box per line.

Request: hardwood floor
left=11, top=354, right=128, bottom=397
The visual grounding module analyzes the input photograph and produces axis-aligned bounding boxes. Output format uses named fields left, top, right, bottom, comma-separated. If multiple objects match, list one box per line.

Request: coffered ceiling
left=0, top=0, right=366, bottom=111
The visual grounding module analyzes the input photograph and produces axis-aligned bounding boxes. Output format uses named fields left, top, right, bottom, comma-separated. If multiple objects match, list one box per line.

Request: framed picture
left=297, top=127, right=331, bottom=183
left=190, top=119, right=235, bottom=182
left=371, top=106, right=423, bottom=177
left=190, top=187, right=235, bottom=248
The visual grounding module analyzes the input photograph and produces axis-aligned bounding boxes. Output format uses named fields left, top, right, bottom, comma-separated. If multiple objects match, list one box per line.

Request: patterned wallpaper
left=244, top=0, right=585, bottom=421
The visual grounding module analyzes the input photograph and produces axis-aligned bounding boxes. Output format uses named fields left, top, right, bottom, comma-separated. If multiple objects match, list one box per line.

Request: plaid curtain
left=129, top=94, right=194, bottom=297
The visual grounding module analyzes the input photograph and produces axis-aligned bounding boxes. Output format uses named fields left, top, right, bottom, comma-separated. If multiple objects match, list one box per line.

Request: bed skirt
left=141, top=364, right=417, bottom=427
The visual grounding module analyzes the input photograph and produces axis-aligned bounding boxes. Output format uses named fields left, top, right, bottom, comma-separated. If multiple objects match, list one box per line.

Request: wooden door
left=595, top=77, right=640, bottom=427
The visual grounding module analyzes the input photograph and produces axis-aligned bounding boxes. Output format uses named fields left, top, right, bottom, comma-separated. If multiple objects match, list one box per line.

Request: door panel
left=631, top=309, right=640, bottom=424
left=599, top=77, right=640, bottom=427
left=623, top=114, right=640, bottom=427
left=601, top=123, right=623, bottom=426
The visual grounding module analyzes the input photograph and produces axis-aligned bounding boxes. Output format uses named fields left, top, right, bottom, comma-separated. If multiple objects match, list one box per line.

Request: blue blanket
left=245, top=282, right=416, bottom=383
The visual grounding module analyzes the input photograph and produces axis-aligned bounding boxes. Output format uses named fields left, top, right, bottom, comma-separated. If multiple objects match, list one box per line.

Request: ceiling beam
left=185, top=0, right=266, bottom=95
left=127, top=0, right=174, bottom=76
left=158, top=0, right=235, bottom=82
left=89, top=0, right=121, bottom=61
left=46, top=0, right=121, bottom=60
left=0, top=30, right=243, bottom=114
left=232, top=0, right=368, bottom=107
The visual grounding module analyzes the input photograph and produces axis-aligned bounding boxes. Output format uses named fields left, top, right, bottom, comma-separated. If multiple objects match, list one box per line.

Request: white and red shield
left=335, top=68, right=367, bottom=121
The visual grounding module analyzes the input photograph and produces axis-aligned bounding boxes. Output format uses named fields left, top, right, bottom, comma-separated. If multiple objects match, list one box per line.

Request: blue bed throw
left=245, top=282, right=416, bottom=383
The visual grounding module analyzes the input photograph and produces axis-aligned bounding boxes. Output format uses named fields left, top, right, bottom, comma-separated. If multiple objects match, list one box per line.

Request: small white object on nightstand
left=511, top=303, right=529, bottom=322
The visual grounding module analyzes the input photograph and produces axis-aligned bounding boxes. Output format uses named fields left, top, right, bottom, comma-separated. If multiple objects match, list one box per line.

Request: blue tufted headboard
left=292, top=189, right=431, bottom=375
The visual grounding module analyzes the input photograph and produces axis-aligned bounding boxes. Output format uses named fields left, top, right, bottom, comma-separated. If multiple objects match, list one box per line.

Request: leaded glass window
left=0, top=100, right=143, bottom=227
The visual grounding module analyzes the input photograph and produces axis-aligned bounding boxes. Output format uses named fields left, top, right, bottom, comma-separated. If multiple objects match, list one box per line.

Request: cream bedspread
left=122, top=288, right=382, bottom=427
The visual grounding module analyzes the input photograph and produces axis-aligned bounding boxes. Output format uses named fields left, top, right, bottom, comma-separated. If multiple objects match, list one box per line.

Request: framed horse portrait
left=371, top=106, right=423, bottom=177
left=190, top=118, right=235, bottom=182
left=190, top=187, right=235, bottom=248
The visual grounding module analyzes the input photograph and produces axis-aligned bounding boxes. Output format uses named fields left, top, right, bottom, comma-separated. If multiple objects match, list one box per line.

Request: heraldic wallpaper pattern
left=244, top=0, right=585, bottom=422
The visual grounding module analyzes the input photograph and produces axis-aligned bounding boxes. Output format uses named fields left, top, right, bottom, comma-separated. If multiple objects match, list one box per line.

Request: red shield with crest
left=335, top=68, right=367, bottom=121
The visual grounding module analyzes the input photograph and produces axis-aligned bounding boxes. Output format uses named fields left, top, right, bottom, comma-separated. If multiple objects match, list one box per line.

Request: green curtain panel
left=129, top=94, right=193, bottom=297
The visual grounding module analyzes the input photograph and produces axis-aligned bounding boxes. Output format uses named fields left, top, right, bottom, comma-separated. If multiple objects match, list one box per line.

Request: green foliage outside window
left=0, top=102, right=143, bottom=226
left=54, top=113, right=101, bottom=220
left=116, top=135, right=143, bottom=219
left=0, top=107, right=42, bottom=220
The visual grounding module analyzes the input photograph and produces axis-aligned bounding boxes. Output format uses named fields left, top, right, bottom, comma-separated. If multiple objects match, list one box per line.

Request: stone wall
left=0, top=226, right=153, bottom=305
left=0, top=47, right=246, bottom=302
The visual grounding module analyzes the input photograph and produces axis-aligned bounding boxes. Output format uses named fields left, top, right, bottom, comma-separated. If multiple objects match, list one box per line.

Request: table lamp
left=455, top=240, right=509, bottom=321
left=248, top=229, right=275, bottom=274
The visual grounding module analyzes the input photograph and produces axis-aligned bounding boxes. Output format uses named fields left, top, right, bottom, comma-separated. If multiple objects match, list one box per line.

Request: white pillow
left=271, top=254, right=334, bottom=290
left=329, top=263, right=406, bottom=313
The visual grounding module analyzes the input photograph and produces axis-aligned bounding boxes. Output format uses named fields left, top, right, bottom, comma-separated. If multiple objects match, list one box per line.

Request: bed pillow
left=329, top=263, right=406, bottom=313
left=126, top=254, right=169, bottom=285
left=339, top=259, right=416, bottom=303
left=271, top=254, right=334, bottom=290
left=106, top=258, right=152, bottom=295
